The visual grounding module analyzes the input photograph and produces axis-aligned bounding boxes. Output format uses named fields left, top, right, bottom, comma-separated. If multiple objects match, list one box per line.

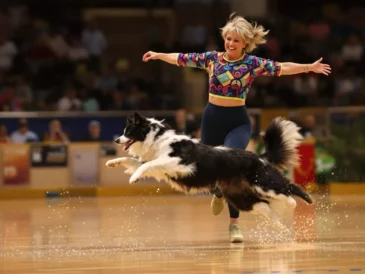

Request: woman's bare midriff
left=208, top=95, right=246, bottom=107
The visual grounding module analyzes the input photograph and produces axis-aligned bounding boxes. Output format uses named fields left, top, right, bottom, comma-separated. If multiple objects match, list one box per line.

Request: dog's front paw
left=105, top=159, right=118, bottom=168
left=129, top=173, right=140, bottom=184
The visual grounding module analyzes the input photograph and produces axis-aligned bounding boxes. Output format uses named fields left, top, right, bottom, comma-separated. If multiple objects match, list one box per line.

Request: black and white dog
left=106, top=112, right=313, bottom=228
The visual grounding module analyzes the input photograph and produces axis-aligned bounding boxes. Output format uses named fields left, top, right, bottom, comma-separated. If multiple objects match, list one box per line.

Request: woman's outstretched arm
left=142, top=51, right=178, bottom=65
left=142, top=51, right=214, bottom=69
left=281, top=57, right=331, bottom=76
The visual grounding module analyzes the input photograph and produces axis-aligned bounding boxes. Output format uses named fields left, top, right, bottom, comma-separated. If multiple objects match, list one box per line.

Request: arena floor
left=0, top=194, right=365, bottom=273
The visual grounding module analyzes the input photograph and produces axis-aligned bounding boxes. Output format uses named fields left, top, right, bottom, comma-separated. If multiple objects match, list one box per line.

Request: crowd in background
left=0, top=0, right=364, bottom=113
left=0, top=108, right=202, bottom=143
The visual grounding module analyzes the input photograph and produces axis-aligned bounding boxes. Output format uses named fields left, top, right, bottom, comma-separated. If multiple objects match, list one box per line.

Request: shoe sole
left=230, top=238, right=244, bottom=243
left=211, top=199, right=224, bottom=215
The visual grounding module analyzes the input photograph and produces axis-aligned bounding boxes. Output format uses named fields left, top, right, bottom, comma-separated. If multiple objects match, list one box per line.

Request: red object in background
left=294, top=141, right=316, bottom=187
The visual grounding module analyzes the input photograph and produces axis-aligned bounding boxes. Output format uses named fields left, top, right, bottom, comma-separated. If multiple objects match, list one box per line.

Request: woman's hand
left=310, top=57, right=331, bottom=76
left=142, top=52, right=178, bottom=65
left=142, top=51, right=160, bottom=62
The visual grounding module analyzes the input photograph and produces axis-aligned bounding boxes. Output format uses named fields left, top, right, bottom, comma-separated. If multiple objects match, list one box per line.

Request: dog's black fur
left=107, top=113, right=313, bottom=224
left=169, top=139, right=312, bottom=208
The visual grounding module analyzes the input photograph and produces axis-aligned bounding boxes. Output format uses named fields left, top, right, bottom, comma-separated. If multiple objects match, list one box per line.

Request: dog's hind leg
left=254, top=186, right=297, bottom=209
left=106, top=157, right=142, bottom=174
left=252, top=202, right=285, bottom=230
left=129, top=157, right=195, bottom=184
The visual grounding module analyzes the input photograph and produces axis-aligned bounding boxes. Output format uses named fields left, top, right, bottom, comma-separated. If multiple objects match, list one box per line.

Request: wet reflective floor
left=0, top=194, right=364, bottom=273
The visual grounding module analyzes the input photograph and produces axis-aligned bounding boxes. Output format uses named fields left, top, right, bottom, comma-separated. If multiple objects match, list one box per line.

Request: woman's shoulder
left=205, top=51, right=224, bottom=61
left=240, top=54, right=266, bottom=65
left=244, top=54, right=274, bottom=62
left=205, top=50, right=220, bottom=56
left=243, top=53, right=259, bottom=61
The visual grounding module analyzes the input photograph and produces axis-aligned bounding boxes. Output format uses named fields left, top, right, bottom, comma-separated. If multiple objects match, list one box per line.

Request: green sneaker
left=211, top=195, right=224, bottom=215
left=229, top=224, right=244, bottom=243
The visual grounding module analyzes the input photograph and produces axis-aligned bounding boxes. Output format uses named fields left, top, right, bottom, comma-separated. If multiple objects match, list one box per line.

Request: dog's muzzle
left=115, top=136, right=136, bottom=151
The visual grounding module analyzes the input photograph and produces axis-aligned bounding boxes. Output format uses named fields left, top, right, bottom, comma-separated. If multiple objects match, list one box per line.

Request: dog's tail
left=286, top=183, right=313, bottom=204
left=260, top=117, right=303, bottom=169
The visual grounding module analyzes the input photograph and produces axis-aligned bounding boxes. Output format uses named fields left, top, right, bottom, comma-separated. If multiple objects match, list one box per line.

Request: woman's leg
left=201, top=126, right=227, bottom=214
left=200, top=104, right=228, bottom=215
left=223, top=123, right=252, bottom=221
left=223, top=124, right=252, bottom=243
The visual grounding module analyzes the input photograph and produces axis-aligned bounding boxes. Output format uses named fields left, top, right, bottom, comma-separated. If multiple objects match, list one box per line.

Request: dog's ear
left=133, top=112, right=144, bottom=125
left=126, top=115, right=133, bottom=124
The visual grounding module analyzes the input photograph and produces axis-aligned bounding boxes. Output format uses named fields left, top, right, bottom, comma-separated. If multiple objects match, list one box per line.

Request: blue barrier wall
left=0, top=112, right=178, bottom=142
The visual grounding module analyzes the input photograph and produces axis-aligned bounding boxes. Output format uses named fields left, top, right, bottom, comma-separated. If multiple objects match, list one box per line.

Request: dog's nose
left=114, top=137, right=120, bottom=144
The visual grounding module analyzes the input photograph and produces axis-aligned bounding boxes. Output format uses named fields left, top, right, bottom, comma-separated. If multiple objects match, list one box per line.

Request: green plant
left=326, top=114, right=365, bottom=182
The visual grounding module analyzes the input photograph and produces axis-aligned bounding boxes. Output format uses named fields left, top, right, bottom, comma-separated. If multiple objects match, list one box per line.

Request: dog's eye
left=125, top=126, right=134, bottom=136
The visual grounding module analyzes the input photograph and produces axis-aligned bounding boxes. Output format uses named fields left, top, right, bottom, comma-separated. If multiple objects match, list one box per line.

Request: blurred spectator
left=14, top=75, right=32, bottom=108
left=0, top=124, right=11, bottom=143
left=10, top=118, right=39, bottom=143
left=43, top=119, right=69, bottom=143
left=173, top=108, right=200, bottom=138
left=115, top=59, right=132, bottom=91
left=46, top=28, right=69, bottom=59
left=95, top=65, right=118, bottom=93
left=0, top=38, right=18, bottom=71
left=299, top=115, right=317, bottom=138
left=80, top=89, right=100, bottom=111
left=188, top=120, right=201, bottom=139
left=174, top=108, right=188, bottom=134
left=81, top=20, right=107, bottom=70
left=125, top=84, right=148, bottom=110
left=26, top=33, right=56, bottom=73
left=342, top=34, right=363, bottom=63
left=82, top=120, right=103, bottom=142
left=292, top=74, right=319, bottom=106
left=0, top=85, right=22, bottom=111
left=68, top=37, right=89, bottom=62
left=74, top=64, right=97, bottom=89
left=333, top=69, right=362, bottom=106
left=109, top=90, right=127, bottom=110
left=57, top=87, right=82, bottom=111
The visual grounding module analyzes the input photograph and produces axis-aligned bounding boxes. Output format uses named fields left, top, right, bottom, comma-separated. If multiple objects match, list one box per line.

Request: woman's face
left=50, top=120, right=61, bottom=132
left=224, top=32, right=247, bottom=58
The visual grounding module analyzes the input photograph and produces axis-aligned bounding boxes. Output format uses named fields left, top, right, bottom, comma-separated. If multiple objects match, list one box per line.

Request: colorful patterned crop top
left=176, top=51, right=282, bottom=101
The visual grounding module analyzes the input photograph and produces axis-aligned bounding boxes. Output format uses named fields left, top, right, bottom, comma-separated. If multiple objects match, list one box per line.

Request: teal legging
left=200, top=102, right=252, bottom=218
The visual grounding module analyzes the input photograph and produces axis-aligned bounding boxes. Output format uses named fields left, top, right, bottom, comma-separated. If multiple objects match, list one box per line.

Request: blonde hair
left=220, top=13, right=269, bottom=53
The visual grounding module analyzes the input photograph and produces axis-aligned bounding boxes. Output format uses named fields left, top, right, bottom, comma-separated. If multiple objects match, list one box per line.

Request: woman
left=0, top=125, right=11, bottom=143
left=44, top=119, right=69, bottom=143
left=142, top=14, right=331, bottom=243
